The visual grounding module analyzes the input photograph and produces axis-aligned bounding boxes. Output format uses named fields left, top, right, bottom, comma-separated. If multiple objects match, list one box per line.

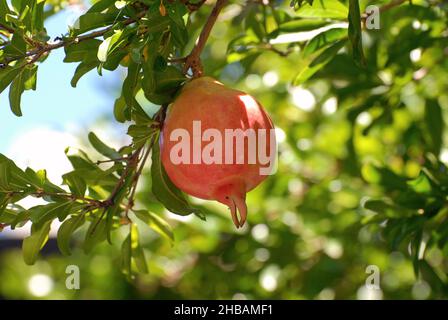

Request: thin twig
left=379, top=0, right=407, bottom=13
left=1, top=190, right=103, bottom=206
left=262, top=43, right=293, bottom=57
left=96, top=157, right=130, bottom=165
left=361, top=0, right=407, bottom=20
left=103, top=146, right=143, bottom=207
left=126, top=138, right=155, bottom=212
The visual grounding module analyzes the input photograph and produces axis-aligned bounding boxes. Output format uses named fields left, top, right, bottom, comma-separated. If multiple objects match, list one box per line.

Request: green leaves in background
left=294, top=27, right=347, bottom=85
left=364, top=162, right=448, bottom=278
left=295, top=0, right=348, bottom=19
left=275, top=18, right=330, bottom=34
left=134, top=209, right=174, bottom=242
left=424, top=100, right=444, bottom=156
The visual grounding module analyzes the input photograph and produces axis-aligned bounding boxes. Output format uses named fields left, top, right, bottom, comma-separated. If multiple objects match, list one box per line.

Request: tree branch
left=183, top=0, right=228, bottom=77
left=103, top=146, right=143, bottom=207
left=1, top=10, right=148, bottom=67
left=379, top=0, right=407, bottom=13
left=125, top=104, right=168, bottom=212
left=0, top=190, right=103, bottom=207
left=126, top=140, right=153, bottom=214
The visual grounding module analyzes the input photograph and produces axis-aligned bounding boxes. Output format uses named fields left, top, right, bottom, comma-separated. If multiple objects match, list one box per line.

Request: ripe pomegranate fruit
left=160, top=77, right=275, bottom=228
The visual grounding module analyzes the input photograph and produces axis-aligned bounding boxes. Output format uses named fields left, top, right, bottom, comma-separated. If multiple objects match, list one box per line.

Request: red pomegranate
left=160, top=77, right=276, bottom=228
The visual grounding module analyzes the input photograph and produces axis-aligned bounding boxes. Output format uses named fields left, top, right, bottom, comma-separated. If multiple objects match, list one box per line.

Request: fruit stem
left=183, top=0, right=228, bottom=77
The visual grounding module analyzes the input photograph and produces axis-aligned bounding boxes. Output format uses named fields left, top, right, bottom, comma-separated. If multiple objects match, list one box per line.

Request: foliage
left=1, top=0, right=448, bottom=299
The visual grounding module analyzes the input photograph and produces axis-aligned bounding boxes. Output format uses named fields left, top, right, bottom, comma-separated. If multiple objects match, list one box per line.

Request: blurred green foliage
left=1, top=0, right=448, bottom=299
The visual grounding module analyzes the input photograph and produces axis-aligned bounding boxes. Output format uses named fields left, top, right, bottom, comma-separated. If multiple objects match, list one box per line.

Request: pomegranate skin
left=160, top=77, right=275, bottom=227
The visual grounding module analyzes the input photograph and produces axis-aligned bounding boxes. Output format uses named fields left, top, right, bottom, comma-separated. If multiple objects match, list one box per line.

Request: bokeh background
left=1, top=0, right=448, bottom=299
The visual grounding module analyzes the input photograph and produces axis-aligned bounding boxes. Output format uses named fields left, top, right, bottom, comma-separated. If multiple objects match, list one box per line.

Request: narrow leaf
left=348, top=0, right=366, bottom=67
left=22, top=221, right=52, bottom=265
left=57, top=214, right=86, bottom=256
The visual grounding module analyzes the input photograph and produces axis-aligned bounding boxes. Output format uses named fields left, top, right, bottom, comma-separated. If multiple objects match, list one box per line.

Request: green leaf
left=4, top=33, right=26, bottom=56
left=127, top=125, right=154, bottom=148
left=143, top=14, right=170, bottom=34
left=275, top=19, right=330, bottom=34
left=23, top=65, right=38, bottom=90
left=97, top=29, right=124, bottom=63
left=141, top=41, right=160, bottom=96
left=10, top=210, right=29, bottom=229
left=0, top=154, right=30, bottom=189
left=411, top=230, right=423, bottom=277
left=8, top=69, right=26, bottom=116
left=424, top=99, right=444, bottom=156
left=0, top=160, right=11, bottom=189
left=121, top=224, right=148, bottom=276
left=31, top=1, right=45, bottom=32
left=347, top=0, right=366, bottom=67
left=418, top=259, right=447, bottom=292
left=64, top=39, right=102, bottom=63
left=22, top=220, right=52, bottom=265
left=407, top=171, right=433, bottom=195
left=302, top=28, right=347, bottom=57
left=57, top=214, right=85, bottom=256
left=122, top=60, right=141, bottom=109
left=113, top=94, right=130, bottom=123
left=294, top=39, right=346, bottom=85
left=296, top=0, right=348, bottom=19
left=24, top=167, right=64, bottom=193
left=62, top=172, right=87, bottom=197
left=121, top=231, right=132, bottom=276
left=73, top=12, right=121, bottom=35
left=71, top=60, right=98, bottom=87
left=88, top=132, right=121, bottom=159
left=154, top=66, right=186, bottom=92
left=167, top=2, right=188, bottom=48
left=29, top=201, right=74, bottom=225
left=0, top=206, right=25, bottom=224
left=245, top=8, right=265, bottom=40
left=0, top=0, right=13, bottom=24
left=144, top=66, right=186, bottom=104
left=130, top=223, right=148, bottom=273
left=83, top=216, right=108, bottom=254
left=363, top=199, right=409, bottom=218
left=170, top=21, right=188, bottom=49
left=87, top=0, right=117, bottom=13
left=134, top=209, right=174, bottom=242
left=151, top=137, right=201, bottom=216
left=23, top=167, right=45, bottom=188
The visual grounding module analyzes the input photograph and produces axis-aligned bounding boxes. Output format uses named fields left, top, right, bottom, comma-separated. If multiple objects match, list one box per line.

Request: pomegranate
left=160, top=77, right=276, bottom=228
